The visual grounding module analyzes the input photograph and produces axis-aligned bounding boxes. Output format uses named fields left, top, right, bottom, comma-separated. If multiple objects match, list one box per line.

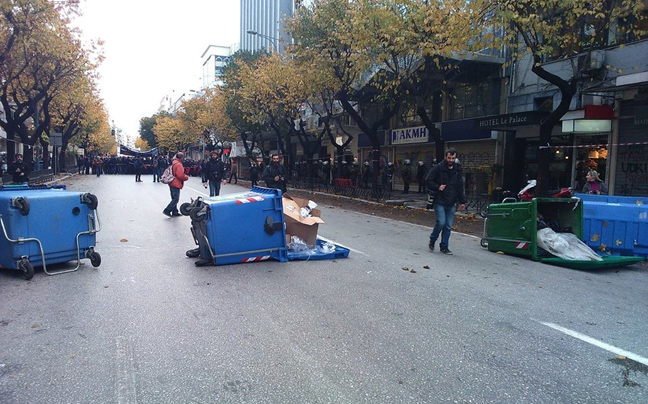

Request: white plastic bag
left=537, top=228, right=602, bottom=261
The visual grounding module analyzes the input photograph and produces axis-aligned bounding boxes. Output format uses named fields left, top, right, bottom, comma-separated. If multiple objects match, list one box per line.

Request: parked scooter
left=502, top=179, right=572, bottom=202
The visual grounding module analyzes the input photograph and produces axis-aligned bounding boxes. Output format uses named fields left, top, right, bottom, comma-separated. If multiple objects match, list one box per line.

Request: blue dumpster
left=0, top=186, right=101, bottom=279
left=576, top=194, right=648, bottom=258
left=189, top=187, right=288, bottom=266
left=575, top=193, right=648, bottom=205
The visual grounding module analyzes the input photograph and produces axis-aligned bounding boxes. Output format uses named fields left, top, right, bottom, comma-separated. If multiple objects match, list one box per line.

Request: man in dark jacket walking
left=262, top=153, right=287, bottom=193
left=426, top=149, right=466, bottom=255
left=202, top=150, right=226, bottom=197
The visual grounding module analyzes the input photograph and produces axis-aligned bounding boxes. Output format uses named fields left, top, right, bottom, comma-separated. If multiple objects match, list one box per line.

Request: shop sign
left=476, top=112, right=548, bottom=129
left=635, top=106, right=648, bottom=126
left=390, top=126, right=428, bottom=145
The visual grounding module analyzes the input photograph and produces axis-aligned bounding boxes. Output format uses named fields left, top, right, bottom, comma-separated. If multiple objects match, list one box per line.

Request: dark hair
left=445, top=148, right=457, bottom=157
left=271, top=153, right=280, bottom=158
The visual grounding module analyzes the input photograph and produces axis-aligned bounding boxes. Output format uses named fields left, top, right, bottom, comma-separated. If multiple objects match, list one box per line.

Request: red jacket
left=169, top=159, right=189, bottom=189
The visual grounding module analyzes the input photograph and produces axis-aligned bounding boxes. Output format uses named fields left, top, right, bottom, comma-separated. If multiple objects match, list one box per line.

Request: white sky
left=73, top=0, right=240, bottom=141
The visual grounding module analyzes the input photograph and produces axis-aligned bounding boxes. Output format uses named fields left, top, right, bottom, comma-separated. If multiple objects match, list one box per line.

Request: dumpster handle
left=73, top=210, right=103, bottom=272
left=571, top=197, right=581, bottom=210
left=0, top=215, right=51, bottom=275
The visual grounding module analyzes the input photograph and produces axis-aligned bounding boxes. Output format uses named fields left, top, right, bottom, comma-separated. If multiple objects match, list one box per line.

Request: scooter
left=502, top=179, right=572, bottom=202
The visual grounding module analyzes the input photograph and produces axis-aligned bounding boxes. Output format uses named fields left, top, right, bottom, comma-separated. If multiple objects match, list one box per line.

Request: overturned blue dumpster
left=576, top=193, right=648, bottom=258
left=182, top=187, right=349, bottom=266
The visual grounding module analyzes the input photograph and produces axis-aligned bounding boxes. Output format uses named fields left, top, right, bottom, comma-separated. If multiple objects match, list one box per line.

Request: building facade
left=240, top=0, right=295, bottom=53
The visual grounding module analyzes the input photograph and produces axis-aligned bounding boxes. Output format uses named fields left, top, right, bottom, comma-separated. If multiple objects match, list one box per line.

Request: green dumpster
left=482, top=197, right=644, bottom=269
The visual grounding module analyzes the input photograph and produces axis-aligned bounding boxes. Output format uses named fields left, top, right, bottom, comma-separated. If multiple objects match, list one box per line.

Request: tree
left=49, top=74, right=103, bottom=170
left=478, top=0, right=645, bottom=196
left=0, top=0, right=100, bottom=165
left=176, top=87, right=237, bottom=155
left=134, top=137, right=150, bottom=151
left=289, top=0, right=476, bottom=193
left=221, top=50, right=273, bottom=158
left=139, top=113, right=166, bottom=149
left=153, top=115, right=192, bottom=153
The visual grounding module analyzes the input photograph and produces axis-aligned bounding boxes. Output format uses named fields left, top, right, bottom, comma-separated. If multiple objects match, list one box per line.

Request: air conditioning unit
left=582, top=94, right=602, bottom=106
left=582, top=50, right=605, bottom=72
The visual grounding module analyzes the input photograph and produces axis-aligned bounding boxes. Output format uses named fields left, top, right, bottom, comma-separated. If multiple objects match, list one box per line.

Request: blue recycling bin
left=0, top=186, right=101, bottom=279
left=195, top=187, right=287, bottom=265
left=575, top=193, right=648, bottom=205
left=576, top=193, right=648, bottom=258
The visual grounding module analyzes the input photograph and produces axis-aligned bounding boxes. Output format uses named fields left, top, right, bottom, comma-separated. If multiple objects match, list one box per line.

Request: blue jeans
left=208, top=179, right=222, bottom=197
left=430, top=203, right=455, bottom=249
left=164, top=186, right=181, bottom=214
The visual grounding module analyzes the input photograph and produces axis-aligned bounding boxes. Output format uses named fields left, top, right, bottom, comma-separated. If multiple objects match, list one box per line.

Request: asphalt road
left=1, top=173, right=647, bottom=403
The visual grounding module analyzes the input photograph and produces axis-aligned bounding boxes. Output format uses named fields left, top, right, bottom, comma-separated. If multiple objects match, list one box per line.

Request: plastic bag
left=536, top=228, right=602, bottom=261
left=288, top=236, right=311, bottom=252
left=318, top=242, right=335, bottom=253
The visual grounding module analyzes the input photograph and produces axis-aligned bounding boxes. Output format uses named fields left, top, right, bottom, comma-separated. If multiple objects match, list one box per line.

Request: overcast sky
left=73, top=0, right=240, bottom=141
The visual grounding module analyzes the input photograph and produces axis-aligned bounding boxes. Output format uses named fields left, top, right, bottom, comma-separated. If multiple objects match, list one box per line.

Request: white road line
left=318, top=235, right=368, bottom=256
left=540, top=321, right=648, bottom=366
left=185, top=185, right=209, bottom=196
left=115, top=336, right=138, bottom=404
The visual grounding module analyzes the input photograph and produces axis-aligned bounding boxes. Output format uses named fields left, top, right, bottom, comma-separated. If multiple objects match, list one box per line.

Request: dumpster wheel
left=480, top=238, right=488, bottom=248
left=180, top=202, right=192, bottom=216
left=18, top=259, right=34, bottom=280
left=13, top=197, right=30, bottom=216
left=87, top=250, right=101, bottom=267
left=82, top=193, right=99, bottom=210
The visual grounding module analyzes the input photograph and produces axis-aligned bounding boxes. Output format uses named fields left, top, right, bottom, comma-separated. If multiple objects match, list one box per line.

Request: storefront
left=475, top=111, right=551, bottom=192
left=561, top=105, right=614, bottom=193
left=615, top=98, right=648, bottom=196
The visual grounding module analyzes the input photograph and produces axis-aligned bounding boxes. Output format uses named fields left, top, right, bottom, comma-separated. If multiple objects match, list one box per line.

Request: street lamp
left=246, top=30, right=279, bottom=53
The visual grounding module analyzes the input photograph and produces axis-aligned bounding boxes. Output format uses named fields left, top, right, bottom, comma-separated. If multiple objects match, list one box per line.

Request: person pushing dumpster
left=426, top=148, right=466, bottom=255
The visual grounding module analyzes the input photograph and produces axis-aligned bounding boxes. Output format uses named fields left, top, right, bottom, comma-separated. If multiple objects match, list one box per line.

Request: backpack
left=160, top=164, right=175, bottom=184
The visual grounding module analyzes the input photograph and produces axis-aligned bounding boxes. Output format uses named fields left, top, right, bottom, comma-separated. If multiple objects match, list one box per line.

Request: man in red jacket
left=163, top=152, right=190, bottom=217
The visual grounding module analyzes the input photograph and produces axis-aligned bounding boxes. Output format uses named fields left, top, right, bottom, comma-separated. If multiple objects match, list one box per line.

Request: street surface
left=1, top=173, right=647, bottom=403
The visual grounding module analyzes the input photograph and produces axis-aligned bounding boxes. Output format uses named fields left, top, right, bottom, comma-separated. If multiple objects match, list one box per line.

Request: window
left=449, top=82, right=491, bottom=120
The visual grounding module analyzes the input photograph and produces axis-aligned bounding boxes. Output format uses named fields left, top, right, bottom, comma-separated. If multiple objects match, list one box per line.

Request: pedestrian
left=152, top=155, right=160, bottom=182
left=157, top=156, right=169, bottom=183
left=401, top=159, right=412, bottom=194
left=9, top=153, right=30, bottom=184
left=133, top=156, right=143, bottom=182
left=262, top=153, right=287, bottom=193
left=417, top=161, right=427, bottom=193
left=84, top=156, right=91, bottom=174
left=163, top=152, right=190, bottom=218
left=249, top=158, right=260, bottom=186
left=202, top=150, right=227, bottom=197
left=582, top=170, right=608, bottom=195
left=426, top=149, right=466, bottom=255
left=227, top=159, right=238, bottom=184
left=92, top=155, right=103, bottom=177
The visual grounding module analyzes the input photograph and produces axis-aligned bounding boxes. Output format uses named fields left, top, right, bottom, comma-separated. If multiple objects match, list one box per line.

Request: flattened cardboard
left=282, top=195, right=324, bottom=247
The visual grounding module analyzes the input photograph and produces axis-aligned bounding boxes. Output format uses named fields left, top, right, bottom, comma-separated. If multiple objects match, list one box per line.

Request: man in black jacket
left=262, top=153, right=287, bottom=193
left=426, top=149, right=466, bottom=255
left=10, top=153, right=30, bottom=184
left=202, top=150, right=226, bottom=197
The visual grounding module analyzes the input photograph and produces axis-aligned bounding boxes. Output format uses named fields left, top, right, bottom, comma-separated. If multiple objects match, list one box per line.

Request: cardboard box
left=282, top=195, right=324, bottom=247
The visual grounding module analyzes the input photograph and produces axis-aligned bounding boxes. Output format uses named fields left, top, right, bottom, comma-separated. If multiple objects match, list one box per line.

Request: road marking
left=185, top=185, right=209, bottom=196
left=540, top=321, right=648, bottom=366
left=318, top=236, right=368, bottom=256
left=115, top=336, right=138, bottom=404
